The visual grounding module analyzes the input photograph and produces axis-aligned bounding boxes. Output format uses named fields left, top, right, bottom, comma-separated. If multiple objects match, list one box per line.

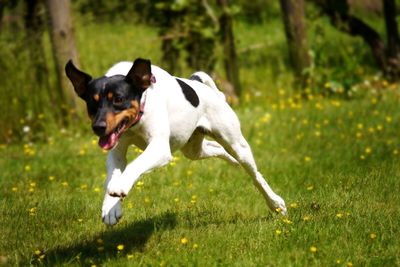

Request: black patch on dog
left=189, top=75, right=203, bottom=83
left=176, top=78, right=200, bottom=107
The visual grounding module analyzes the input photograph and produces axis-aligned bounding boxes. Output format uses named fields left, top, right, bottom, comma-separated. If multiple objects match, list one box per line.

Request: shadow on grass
left=32, top=212, right=176, bottom=266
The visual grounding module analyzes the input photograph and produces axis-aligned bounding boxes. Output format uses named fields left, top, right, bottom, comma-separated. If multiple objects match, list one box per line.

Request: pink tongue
left=98, top=132, right=118, bottom=150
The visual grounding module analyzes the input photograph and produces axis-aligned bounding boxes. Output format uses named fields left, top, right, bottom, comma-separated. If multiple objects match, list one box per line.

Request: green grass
left=1, top=7, right=399, bottom=266
left=1, top=86, right=399, bottom=266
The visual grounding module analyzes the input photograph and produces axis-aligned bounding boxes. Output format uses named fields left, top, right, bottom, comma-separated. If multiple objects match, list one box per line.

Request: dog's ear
left=125, top=58, right=152, bottom=90
left=65, top=60, right=92, bottom=97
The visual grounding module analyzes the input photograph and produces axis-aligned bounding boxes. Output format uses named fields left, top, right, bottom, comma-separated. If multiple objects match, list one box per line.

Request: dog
left=65, top=58, right=287, bottom=225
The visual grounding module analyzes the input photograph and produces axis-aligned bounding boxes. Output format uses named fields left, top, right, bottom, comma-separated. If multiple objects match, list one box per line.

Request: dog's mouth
left=98, top=119, right=129, bottom=150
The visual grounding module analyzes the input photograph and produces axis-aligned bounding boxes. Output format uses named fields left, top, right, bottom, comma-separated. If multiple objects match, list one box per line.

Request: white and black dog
left=65, top=58, right=286, bottom=225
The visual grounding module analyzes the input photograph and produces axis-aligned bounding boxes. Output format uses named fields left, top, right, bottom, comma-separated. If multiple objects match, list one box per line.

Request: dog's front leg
left=102, top=145, right=127, bottom=226
left=107, top=138, right=172, bottom=197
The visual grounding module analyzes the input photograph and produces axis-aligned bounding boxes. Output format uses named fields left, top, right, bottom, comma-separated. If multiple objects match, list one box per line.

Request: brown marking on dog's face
left=107, top=92, right=113, bottom=100
left=93, top=94, right=100, bottom=102
left=100, top=99, right=140, bottom=136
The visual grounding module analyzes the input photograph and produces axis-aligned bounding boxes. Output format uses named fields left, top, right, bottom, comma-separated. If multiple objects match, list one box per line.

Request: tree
left=217, top=0, right=242, bottom=98
left=383, top=0, right=400, bottom=77
left=24, top=0, right=53, bottom=114
left=311, top=0, right=400, bottom=79
left=45, top=0, right=81, bottom=116
left=279, top=0, right=311, bottom=88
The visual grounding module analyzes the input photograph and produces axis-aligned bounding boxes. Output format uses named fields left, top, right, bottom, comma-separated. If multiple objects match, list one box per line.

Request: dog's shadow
left=37, top=212, right=176, bottom=266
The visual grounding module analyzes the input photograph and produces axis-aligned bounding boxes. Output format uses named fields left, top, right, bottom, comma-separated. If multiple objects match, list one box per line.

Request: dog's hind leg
left=181, top=129, right=238, bottom=165
left=209, top=107, right=287, bottom=215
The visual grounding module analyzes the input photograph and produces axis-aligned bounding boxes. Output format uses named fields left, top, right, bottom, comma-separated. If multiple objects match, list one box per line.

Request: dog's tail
left=189, top=72, right=226, bottom=101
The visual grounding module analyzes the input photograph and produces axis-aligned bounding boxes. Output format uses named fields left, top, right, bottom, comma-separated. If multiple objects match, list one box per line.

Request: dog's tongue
left=98, top=132, right=118, bottom=150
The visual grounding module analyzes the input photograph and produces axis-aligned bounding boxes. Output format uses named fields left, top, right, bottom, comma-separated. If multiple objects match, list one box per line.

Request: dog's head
left=65, top=58, right=152, bottom=150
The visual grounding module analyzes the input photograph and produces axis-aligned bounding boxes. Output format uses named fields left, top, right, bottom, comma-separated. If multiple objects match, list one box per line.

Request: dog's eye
left=113, top=96, right=124, bottom=105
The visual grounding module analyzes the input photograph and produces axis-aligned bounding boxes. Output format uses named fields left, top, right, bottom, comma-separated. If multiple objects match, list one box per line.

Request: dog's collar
left=129, top=74, right=155, bottom=128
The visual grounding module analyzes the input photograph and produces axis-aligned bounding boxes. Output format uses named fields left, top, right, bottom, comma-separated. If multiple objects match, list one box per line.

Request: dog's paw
left=268, top=194, right=287, bottom=216
left=102, top=197, right=123, bottom=226
left=107, top=179, right=133, bottom=198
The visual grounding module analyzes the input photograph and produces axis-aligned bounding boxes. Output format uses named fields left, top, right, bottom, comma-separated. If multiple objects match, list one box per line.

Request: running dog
left=65, top=58, right=286, bottom=225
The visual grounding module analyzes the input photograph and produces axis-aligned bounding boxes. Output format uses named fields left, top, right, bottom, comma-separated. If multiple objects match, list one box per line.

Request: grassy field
left=1, top=7, right=400, bottom=266
left=1, top=84, right=399, bottom=266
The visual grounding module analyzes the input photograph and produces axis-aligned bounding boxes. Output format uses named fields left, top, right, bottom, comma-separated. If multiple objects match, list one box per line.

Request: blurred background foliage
left=0, top=0, right=398, bottom=143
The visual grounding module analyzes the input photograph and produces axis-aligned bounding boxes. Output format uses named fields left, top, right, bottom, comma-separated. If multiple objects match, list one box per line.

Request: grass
left=1, top=85, right=400, bottom=266
left=1, top=7, right=399, bottom=266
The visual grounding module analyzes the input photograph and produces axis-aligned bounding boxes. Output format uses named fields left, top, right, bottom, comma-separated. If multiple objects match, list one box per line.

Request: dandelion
left=77, top=218, right=83, bottom=223
left=191, top=195, right=197, bottom=204
left=304, top=156, right=312, bottom=162
left=376, top=124, right=383, bottom=131
left=360, top=155, right=366, bottom=160
left=48, top=176, right=55, bottom=181
left=336, top=259, right=342, bottom=264
left=62, top=182, right=68, bottom=187
left=144, top=197, right=151, bottom=203
left=34, top=250, right=41, bottom=255
left=303, top=215, right=311, bottom=221
left=24, top=165, right=31, bottom=172
left=29, top=207, right=37, bottom=216
left=347, top=262, right=353, bottom=267
left=370, top=233, right=377, bottom=240
left=309, top=246, right=317, bottom=253
left=94, top=187, right=100, bottom=193
left=117, top=244, right=124, bottom=251
left=357, top=123, right=363, bottom=129
left=174, top=198, right=180, bottom=203
left=385, top=116, right=392, bottom=123
left=260, top=113, right=272, bottom=123
left=307, top=185, right=314, bottom=191
left=80, top=184, right=88, bottom=190
left=275, top=229, right=282, bottom=235
left=282, top=218, right=293, bottom=224
left=365, top=147, right=372, bottom=154
left=290, top=202, right=298, bottom=209
left=186, top=170, right=193, bottom=176
left=12, top=187, right=18, bottom=192
left=180, top=237, right=188, bottom=245
left=192, top=243, right=199, bottom=249
left=393, top=149, right=398, bottom=155
left=336, top=213, right=344, bottom=219
left=356, top=132, right=363, bottom=139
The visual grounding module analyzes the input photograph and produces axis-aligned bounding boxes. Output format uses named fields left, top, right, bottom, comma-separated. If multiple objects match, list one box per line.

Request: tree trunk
left=217, top=0, right=241, bottom=99
left=0, top=0, right=4, bottom=32
left=45, top=0, right=81, bottom=115
left=383, top=0, right=400, bottom=77
left=280, top=0, right=311, bottom=88
left=25, top=0, right=54, bottom=113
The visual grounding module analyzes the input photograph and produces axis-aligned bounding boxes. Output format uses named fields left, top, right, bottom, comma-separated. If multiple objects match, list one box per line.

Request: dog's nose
left=92, top=121, right=107, bottom=136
